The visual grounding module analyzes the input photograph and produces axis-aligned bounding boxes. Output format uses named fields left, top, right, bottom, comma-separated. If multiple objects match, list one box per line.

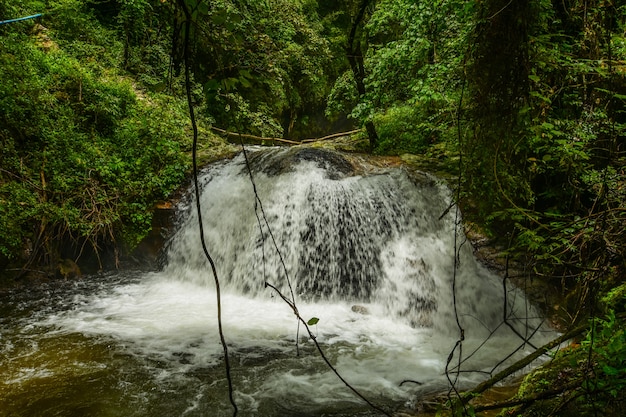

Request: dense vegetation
left=0, top=0, right=197, bottom=273
left=462, top=3, right=626, bottom=413
left=1, top=0, right=625, bottom=415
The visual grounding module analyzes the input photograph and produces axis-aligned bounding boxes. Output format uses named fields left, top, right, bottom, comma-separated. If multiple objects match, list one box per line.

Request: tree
left=346, top=0, right=378, bottom=150
left=360, top=0, right=472, bottom=154
left=457, top=1, right=626, bottom=411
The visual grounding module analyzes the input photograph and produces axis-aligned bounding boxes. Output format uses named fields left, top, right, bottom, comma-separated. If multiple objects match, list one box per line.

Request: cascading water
left=167, top=147, right=523, bottom=333
left=0, top=147, right=552, bottom=417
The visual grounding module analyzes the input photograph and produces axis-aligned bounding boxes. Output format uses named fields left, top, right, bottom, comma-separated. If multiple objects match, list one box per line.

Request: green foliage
left=325, top=70, right=358, bottom=121
left=1, top=0, right=624, bottom=411
left=115, top=0, right=174, bottom=87
left=372, top=105, right=434, bottom=154
left=307, top=317, right=319, bottom=326
left=512, top=306, right=625, bottom=415
left=459, top=2, right=626, bottom=412
left=602, top=284, right=626, bottom=314
left=0, top=0, right=192, bottom=268
left=183, top=0, right=338, bottom=138
left=460, top=0, right=626, bottom=261
left=581, top=310, right=626, bottom=403
left=331, top=0, right=471, bottom=154
left=0, top=183, right=38, bottom=259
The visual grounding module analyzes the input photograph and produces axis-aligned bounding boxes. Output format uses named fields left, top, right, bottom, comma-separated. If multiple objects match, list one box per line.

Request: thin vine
left=176, top=0, right=238, bottom=415
left=237, top=138, right=302, bottom=355
left=237, top=141, right=392, bottom=416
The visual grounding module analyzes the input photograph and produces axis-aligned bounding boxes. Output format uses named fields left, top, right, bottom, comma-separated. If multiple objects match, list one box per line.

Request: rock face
left=57, top=259, right=81, bottom=279
left=129, top=203, right=176, bottom=268
left=243, top=147, right=355, bottom=179
left=351, top=305, right=369, bottom=315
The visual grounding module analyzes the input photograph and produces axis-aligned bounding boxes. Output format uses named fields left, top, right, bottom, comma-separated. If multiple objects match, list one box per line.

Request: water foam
left=41, top=147, right=551, bottom=414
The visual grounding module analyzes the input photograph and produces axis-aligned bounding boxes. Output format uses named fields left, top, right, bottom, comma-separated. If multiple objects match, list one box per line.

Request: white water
left=34, top=147, right=551, bottom=415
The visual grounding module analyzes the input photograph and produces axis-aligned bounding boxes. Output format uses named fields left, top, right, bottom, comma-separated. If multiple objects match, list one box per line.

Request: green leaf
left=307, top=317, right=319, bottom=326
left=205, top=79, right=220, bottom=93
left=197, top=1, right=209, bottom=15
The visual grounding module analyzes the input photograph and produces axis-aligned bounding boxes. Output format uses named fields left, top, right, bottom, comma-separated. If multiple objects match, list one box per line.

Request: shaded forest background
left=1, top=0, right=625, bottom=415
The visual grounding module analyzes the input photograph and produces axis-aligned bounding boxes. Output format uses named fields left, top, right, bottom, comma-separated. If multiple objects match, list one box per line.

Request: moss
left=502, top=321, right=626, bottom=417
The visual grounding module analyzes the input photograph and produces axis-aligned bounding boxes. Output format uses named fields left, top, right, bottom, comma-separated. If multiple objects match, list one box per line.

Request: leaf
left=197, top=1, right=209, bottom=15
left=204, top=79, right=220, bottom=93
left=602, top=365, right=620, bottom=376
left=307, top=317, right=319, bottom=326
left=238, top=76, right=252, bottom=88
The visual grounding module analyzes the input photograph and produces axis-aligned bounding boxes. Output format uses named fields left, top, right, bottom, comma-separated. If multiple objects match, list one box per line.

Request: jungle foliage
left=170, top=0, right=350, bottom=139
left=0, top=0, right=193, bottom=272
left=464, top=4, right=626, bottom=413
left=1, top=0, right=625, bottom=414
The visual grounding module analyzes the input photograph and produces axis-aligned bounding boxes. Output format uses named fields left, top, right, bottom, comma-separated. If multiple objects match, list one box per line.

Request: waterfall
left=21, top=147, right=551, bottom=416
left=164, top=147, right=523, bottom=335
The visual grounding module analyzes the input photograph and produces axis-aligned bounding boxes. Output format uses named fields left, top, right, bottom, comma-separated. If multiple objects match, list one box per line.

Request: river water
left=0, top=148, right=553, bottom=416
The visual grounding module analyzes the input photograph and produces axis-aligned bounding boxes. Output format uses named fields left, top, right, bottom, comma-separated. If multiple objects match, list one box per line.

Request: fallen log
left=461, top=323, right=588, bottom=403
left=210, top=126, right=363, bottom=145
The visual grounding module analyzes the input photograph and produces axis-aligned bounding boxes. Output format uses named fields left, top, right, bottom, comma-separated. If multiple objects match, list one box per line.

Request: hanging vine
left=175, top=0, right=238, bottom=415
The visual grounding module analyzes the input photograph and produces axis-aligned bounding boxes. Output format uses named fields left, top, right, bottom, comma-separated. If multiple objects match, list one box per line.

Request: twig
left=487, top=0, right=514, bottom=20
left=400, top=379, right=423, bottom=386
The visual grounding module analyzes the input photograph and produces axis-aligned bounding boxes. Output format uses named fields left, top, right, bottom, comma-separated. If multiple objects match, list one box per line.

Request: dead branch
left=301, top=129, right=364, bottom=143
left=210, top=126, right=363, bottom=145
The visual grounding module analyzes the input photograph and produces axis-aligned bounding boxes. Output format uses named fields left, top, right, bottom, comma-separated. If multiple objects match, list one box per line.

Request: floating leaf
left=307, top=317, right=319, bottom=326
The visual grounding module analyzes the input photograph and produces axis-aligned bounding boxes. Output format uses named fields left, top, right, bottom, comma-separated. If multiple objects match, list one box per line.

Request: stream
left=0, top=147, right=554, bottom=416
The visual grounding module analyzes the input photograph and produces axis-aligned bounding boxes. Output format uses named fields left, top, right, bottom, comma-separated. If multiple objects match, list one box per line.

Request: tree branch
left=461, top=323, right=588, bottom=402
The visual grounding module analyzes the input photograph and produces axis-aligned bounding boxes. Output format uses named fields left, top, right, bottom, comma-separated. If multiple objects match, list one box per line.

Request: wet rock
left=244, top=147, right=355, bottom=179
left=351, top=305, right=369, bottom=315
left=57, top=258, right=81, bottom=279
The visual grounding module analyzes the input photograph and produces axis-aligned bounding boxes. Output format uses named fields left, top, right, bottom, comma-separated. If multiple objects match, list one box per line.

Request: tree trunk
left=347, top=0, right=378, bottom=151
